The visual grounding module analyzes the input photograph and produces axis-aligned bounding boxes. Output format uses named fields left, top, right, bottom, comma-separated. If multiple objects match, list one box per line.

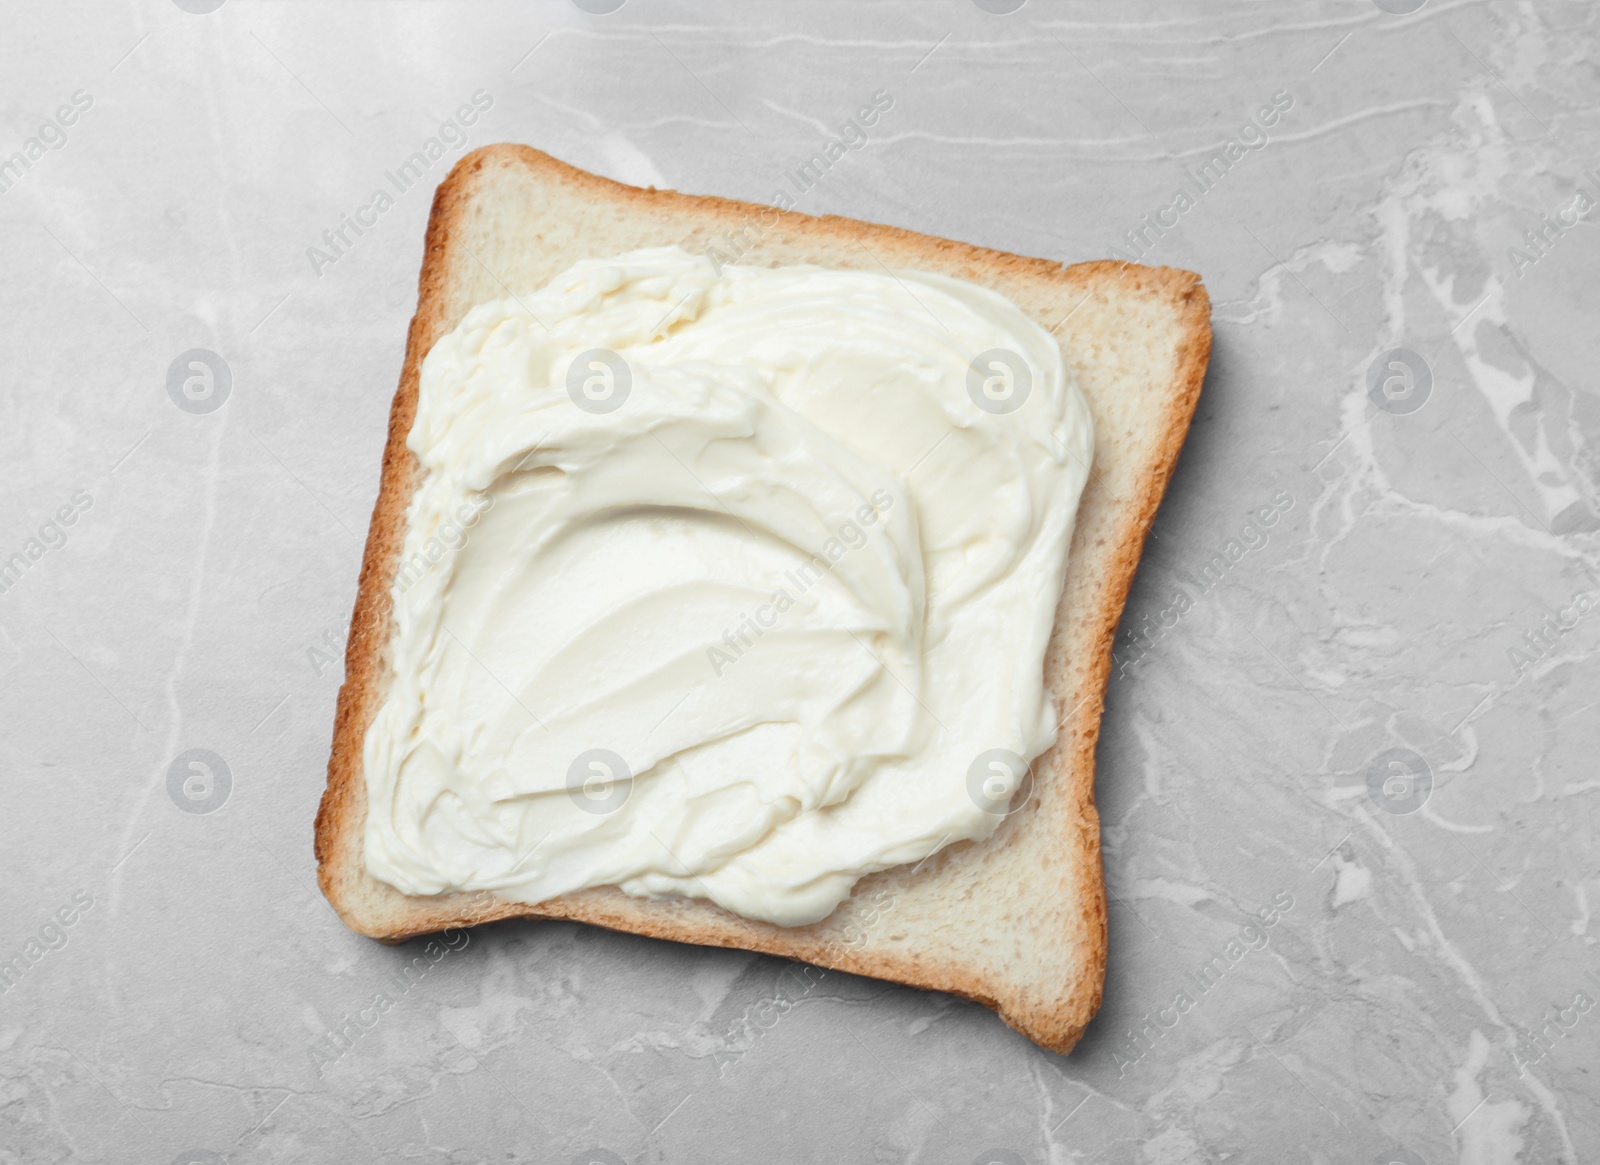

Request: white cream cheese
left=362, top=245, right=1093, bottom=926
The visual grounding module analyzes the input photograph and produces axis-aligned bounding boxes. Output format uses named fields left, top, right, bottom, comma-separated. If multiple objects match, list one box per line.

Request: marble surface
left=2, top=1, right=1597, bottom=1162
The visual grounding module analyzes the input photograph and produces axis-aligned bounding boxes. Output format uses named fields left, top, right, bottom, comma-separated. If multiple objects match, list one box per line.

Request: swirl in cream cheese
left=362, top=245, right=1093, bottom=926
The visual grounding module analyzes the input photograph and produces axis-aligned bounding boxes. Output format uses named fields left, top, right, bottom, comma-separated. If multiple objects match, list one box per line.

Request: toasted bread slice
left=314, top=144, right=1210, bottom=1054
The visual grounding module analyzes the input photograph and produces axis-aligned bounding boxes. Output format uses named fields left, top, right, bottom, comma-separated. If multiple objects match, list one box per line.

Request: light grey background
left=2, top=2, right=1597, bottom=1162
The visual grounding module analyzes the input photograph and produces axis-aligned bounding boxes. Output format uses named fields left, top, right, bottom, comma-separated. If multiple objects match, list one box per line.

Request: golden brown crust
left=314, top=144, right=1210, bottom=1055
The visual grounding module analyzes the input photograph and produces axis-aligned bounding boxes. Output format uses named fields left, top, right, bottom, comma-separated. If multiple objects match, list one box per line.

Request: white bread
left=314, top=145, right=1211, bottom=1054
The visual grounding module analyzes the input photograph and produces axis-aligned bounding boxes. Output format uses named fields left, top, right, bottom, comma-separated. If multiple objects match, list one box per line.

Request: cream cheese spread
left=362, top=245, right=1093, bottom=926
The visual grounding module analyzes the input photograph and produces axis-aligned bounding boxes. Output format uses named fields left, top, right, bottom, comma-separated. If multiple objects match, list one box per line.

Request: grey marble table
left=2, top=2, right=1596, bottom=1163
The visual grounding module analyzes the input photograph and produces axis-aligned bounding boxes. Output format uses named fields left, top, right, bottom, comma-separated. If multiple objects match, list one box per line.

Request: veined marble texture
left=0, top=2, right=1596, bottom=1163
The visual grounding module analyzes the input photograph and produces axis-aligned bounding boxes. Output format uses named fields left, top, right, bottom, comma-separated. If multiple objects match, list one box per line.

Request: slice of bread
left=314, top=144, right=1210, bottom=1054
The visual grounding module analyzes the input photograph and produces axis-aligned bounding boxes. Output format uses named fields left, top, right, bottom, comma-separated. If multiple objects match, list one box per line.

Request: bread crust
left=314, top=144, right=1211, bottom=1055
